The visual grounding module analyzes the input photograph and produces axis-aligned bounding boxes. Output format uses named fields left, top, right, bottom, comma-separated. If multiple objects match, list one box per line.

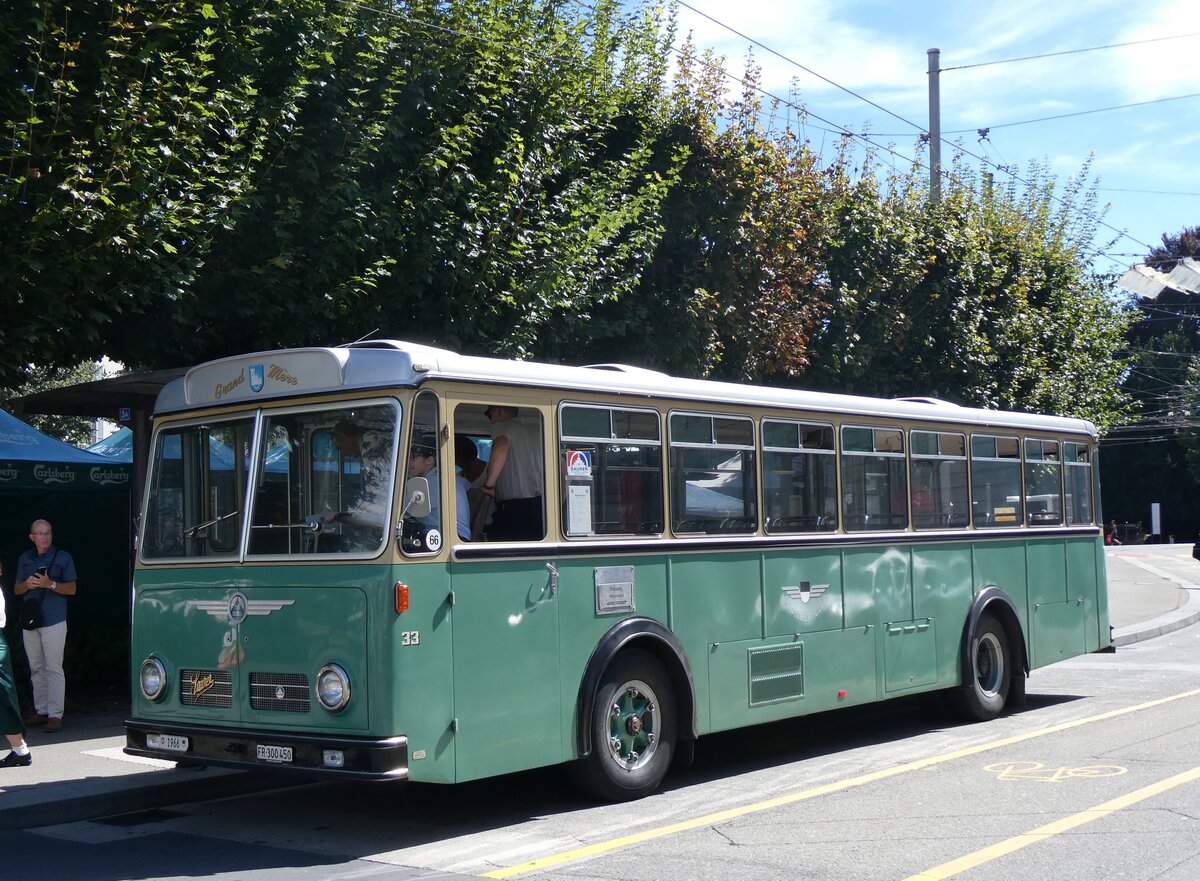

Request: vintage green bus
left=125, top=341, right=1110, bottom=800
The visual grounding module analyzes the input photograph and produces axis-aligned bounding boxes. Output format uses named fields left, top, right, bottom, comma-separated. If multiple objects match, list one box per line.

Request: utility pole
left=927, top=48, right=941, bottom=204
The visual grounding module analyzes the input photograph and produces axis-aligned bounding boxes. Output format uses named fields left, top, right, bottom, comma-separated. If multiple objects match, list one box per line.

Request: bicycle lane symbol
left=985, top=761, right=1129, bottom=783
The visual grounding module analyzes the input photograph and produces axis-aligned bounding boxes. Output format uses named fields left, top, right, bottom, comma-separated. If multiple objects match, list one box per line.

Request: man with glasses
left=13, top=520, right=77, bottom=734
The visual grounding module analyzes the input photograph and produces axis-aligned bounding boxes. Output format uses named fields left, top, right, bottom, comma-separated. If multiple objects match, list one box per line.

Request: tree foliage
left=2, top=0, right=679, bottom=380
left=572, top=45, right=835, bottom=379
left=2, top=0, right=1131, bottom=433
left=803, top=154, right=1131, bottom=428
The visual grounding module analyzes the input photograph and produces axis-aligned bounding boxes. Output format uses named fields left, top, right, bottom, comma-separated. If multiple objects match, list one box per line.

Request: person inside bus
left=321, top=419, right=390, bottom=547
left=481, top=405, right=544, bottom=541
left=408, top=433, right=471, bottom=541
left=455, top=433, right=492, bottom=540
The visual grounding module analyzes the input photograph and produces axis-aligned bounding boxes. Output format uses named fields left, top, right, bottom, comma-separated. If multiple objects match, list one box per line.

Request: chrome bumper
left=125, top=719, right=408, bottom=780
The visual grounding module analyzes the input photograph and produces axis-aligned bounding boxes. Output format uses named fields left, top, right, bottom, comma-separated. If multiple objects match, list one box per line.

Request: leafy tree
left=573, top=44, right=838, bottom=379
left=803, top=154, right=1132, bottom=429
left=1, top=0, right=680, bottom=379
left=2, top=0, right=1132, bottom=438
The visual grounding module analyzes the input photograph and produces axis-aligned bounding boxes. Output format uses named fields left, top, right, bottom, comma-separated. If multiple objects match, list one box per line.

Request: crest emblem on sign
left=228, top=592, right=249, bottom=624
left=249, top=364, right=265, bottom=393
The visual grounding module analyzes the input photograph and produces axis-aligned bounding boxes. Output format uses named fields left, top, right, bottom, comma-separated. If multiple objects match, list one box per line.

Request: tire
left=572, top=649, right=676, bottom=801
left=948, top=613, right=1011, bottom=722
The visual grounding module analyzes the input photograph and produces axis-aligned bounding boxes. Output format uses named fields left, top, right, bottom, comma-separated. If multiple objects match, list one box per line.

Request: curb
left=1112, top=604, right=1200, bottom=647
left=1110, top=557, right=1199, bottom=646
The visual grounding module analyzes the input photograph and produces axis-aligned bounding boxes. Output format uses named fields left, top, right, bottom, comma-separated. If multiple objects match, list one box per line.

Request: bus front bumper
left=125, top=720, right=408, bottom=780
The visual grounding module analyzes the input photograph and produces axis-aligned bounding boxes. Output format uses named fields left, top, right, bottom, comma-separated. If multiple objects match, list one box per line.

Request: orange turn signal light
left=395, top=582, right=410, bottom=614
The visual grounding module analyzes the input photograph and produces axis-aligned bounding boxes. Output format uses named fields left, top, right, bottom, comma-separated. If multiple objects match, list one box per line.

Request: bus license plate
left=147, top=733, right=189, bottom=752
left=256, top=744, right=293, bottom=763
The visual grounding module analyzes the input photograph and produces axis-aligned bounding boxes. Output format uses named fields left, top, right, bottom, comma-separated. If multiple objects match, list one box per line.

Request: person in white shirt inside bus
left=481, top=406, right=544, bottom=541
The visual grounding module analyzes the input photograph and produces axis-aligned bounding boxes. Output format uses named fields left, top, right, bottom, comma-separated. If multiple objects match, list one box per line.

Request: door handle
left=546, top=562, right=559, bottom=598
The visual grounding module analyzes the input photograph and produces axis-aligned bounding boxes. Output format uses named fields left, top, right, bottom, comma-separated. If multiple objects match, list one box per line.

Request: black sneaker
left=0, top=751, right=32, bottom=768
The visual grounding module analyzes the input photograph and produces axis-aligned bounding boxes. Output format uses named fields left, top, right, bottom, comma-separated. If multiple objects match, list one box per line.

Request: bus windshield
left=142, top=401, right=400, bottom=559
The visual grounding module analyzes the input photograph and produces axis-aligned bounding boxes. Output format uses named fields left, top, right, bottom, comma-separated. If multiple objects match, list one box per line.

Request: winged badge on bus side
left=781, top=582, right=829, bottom=604
left=780, top=581, right=831, bottom=625
left=185, top=597, right=296, bottom=623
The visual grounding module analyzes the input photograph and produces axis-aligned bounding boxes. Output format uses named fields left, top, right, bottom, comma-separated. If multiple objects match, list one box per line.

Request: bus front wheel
left=573, top=649, right=676, bottom=801
left=949, top=613, right=1010, bottom=722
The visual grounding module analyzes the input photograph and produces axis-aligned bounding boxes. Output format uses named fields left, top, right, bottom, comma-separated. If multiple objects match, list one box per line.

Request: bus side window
left=559, top=404, right=663, bottom=538
left=1064, top=442, right=1094, bottom=524
left=910, top=430, right=968, bottom=530
left=971, top=435, right=1022, bottom=527
left=669, top=412, right=757, bottom=535
left=402, top=391, right=450, bottom=553
left=840, top=425, right=907, bottom=532
left=1024, top=438, right=1063, bottom=526
left=762, top=418, right=837, bottom=533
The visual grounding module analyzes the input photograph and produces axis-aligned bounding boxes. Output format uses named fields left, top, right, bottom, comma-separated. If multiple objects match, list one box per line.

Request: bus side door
left=448, top=400, right=561, bottom=782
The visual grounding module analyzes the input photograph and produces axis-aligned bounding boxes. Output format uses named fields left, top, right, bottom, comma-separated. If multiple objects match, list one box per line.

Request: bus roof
left=156, top=339, right=1099, bottom=438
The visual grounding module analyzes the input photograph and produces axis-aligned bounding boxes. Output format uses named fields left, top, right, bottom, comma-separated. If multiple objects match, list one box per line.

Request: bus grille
left=249, top=672, right=311, bottom=713
left=748, top=644, right=805, bottom=705
left=179, top=669, right=233, bottom=708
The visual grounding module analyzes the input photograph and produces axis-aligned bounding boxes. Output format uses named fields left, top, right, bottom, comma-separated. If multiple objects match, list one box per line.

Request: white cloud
left=1113, top=0, right=1200, bottom=100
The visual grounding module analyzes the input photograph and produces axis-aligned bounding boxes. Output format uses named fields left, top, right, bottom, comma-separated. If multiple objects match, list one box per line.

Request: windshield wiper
left=185, top=510, right=239, bottom=538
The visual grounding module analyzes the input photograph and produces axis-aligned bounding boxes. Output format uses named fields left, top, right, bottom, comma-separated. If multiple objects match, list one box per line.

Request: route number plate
left=147, top=733, right=189, bottom=752
left=256, top=744, right=293, bottom=763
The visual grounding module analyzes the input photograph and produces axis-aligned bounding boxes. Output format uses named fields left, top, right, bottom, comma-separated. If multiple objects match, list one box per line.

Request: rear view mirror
left=402, top=477, right=432, bottom=519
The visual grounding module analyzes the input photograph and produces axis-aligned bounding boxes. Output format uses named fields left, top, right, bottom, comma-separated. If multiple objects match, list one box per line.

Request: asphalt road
left=9, top=616, right=1200, bottom=881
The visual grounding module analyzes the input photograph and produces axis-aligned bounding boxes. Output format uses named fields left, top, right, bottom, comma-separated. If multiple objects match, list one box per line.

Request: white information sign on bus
left=567, top=485, right=592, bottom=535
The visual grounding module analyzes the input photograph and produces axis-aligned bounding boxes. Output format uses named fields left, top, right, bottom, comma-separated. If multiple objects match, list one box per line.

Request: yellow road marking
left=480, top=688, right=1200, bottom=879
left=983, top=761, right=1128, bottom=782
left=902, top=764, right=1200, bottom=881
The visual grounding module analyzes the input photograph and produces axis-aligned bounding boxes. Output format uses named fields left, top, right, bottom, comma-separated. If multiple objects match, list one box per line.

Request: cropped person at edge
left=0, top=560, right=33, bottom=767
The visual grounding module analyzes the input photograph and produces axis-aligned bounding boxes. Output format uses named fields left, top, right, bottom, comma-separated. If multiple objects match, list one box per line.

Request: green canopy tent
left=1, top=408, right=132, bottom=696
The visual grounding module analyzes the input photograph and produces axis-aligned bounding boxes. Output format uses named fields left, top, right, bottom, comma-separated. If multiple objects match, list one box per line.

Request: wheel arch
left=962, top=584, right=1029, bottom=707
left=575, top=617, right=697, bottom=758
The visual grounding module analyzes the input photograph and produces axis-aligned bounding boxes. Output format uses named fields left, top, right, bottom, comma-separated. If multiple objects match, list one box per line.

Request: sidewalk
left=2, top=545, right=1198, bottom=830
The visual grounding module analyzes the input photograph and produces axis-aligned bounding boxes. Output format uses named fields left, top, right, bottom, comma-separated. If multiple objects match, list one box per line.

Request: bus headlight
left=139, top=657, right=168, bottom=701
left=316, top=663, right=351, bottom=712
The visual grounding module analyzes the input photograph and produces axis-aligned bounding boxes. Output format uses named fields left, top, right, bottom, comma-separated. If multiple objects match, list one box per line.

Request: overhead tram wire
left=673, top=0, right=928, bottom=138
left=941, top=31, right=1200, bottom=72
left=668, top=2, right=1157, bottom=254
left=563, top=0, right=930, bottom=168
left=941, top=92, right=1200, bottom=134
left=1098, top=188, right=1200, bottom=197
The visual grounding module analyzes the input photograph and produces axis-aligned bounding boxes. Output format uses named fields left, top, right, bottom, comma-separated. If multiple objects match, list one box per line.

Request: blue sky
left=668, top=0, right=1200, bottom=276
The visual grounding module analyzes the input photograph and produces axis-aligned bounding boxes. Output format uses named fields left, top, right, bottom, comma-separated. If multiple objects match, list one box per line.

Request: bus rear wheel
left=573, top=649, right=675, bottom=801
left=949, top=613, right=1010, bottom=722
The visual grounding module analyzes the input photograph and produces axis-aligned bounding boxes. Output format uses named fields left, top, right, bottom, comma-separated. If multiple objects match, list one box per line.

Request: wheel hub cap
left=606, top=682, right=659, bottom=771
